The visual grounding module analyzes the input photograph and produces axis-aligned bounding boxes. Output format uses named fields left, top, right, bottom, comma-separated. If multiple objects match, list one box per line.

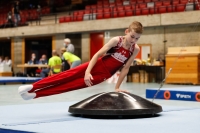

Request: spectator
left=60, top=47, right=70, bottom=71
left=28, top=53, right=38, bottom=65
left=12, top=1, right=21, bottom=27
left=37, top=5, right=41, bottom=14
left=4, top=56, right=12, bottom=67
left=27, top=53, right=38, bottom=77
left=0, top=56, right=5, bottom=65
left=48, top=50, right=62, bottom=75
left=7, top=11, right=13, bottom=27
left=63, top=50, right=81, bottom=69
left=63, top=38, right=75, bottom=53
left=38, top=54, right=48, bottom=65
left=38, top=54, right=49, bottom=78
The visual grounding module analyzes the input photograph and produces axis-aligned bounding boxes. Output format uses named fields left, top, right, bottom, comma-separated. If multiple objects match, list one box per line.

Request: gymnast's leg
left=18, top=62, right=89, bottom=95
left=31, top=70, right=111, bottom=98
left=19, top=59, right=111, bottom=100
left=19, top=59, right=112, bottom=100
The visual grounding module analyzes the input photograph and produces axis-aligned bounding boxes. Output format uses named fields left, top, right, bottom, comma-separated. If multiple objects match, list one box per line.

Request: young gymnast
left=18, top=21, right=143, bottom=100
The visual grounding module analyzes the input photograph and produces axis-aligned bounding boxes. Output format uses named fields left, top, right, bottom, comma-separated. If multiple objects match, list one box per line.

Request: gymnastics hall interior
left=0, top=0, right=200, bottom=133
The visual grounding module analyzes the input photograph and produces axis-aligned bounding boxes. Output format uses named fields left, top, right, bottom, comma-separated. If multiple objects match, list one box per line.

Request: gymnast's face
left=125, top=29, right=141, bottom=45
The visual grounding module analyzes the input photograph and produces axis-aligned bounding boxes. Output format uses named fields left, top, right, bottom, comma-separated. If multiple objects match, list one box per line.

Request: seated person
left=40, top=50, right=62, bottom=78
left=27, top=53, right=38, bottom=77
left=4, top=56, right=12, bottom=67
left=48, top=50, right=62, bottom=74
left=0, top=56, right=5, bottom=65
left=36, top=54, right=48, bottom=76
left=38, top=54, right=48, bottom=65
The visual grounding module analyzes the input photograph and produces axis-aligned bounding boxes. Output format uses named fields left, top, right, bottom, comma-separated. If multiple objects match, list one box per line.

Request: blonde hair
left=64, top=38, right=71, bottom=43
left=128, top=21, right=143, bottom=34
left=61, top=47, right=66, bottom=53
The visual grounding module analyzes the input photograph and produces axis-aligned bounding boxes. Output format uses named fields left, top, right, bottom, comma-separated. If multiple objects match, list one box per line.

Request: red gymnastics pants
left=29, top=59, right=112, bottom=98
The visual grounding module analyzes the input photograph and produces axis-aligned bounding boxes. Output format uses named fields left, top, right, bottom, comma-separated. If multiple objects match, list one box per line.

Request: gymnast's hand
left=115, top=88, right=129, bottom=93
left=84, top=73, right=94, bottom=87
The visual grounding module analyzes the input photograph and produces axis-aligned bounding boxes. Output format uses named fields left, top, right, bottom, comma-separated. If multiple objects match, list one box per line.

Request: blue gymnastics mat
left=0, top=101, right=199, bottom=133
left=146, top=87, right=200, bottom=102
left=0, top=77, right=42, bottom=84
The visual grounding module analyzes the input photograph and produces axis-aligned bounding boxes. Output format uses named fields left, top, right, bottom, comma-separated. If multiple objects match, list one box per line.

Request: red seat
left=111, top=11, right=118, bottom=18
left=103, top=3, right=110, bottom=7
left=180, top=0, right=188, bottom=4
left=21, top=17, right=27, bottom=24
left=118, top=11, right=125, bottom=17
left=73, top=11, right=78, bottom=16
left=103, top=7, right=110, bottom=12
left=167, top=5, right=175, bottom=12
left=97, top=4, right=103, bottom=8
left=78, top=10, right=85, bottom=15
left=91, top=9, right=97, bottom=14
left=31, top=12, right=39, bottom=20
left=124, top=5, right=132, bottom=10
left=141, top=8, right=148, bottom=15
left=173, top=0, right=180, bottom=5
left=155, top=1, right=163, bottom=7
left=41, top=8, right=46, bottom=15
left=65, top=16, right=72, bottom=22
left=125, top=10, right=134, bottom=16
left=112, top=7, right=117, bottom=12
left=116, top=1, right=123, bottom=6
left=97, top=2, right=103, bottom=6
left=0, top=21, right=3, bottom=25
left=84, top=9, right=91, bottom=14
left=29, top=9, right=37, bottom=14
left=103, top=1, right=109, bottom=4
left=176, top=4, right=186, bottom=12
left=158, top=6, right=167, bottom=13
left=137, top=0, right=144, bottom=3
left=97, top=1, right=102, bottom=5
left=163, top=1, right=171, bottom=6
left=59, top=17, right=65, bottom=23
left=76, top=15, right=83, bottom=21
left=72, top=16, right=77, bottom=21
left=85, top=5, right=90, bottom=10
left=131, top=5, right=137, bottom=10
left=91, top=5, right=97, bottom=9
left=97, top=13, right=103, bottom=19
left=149, top=8, right=155, bottom=14
left=109, top=3, right=115, bottom=7
left=117, top=6, right=124, bottom=11
left=136, top=9, right=142, bottom=15
left=130, top=0, right=137, bottom=4
left=23, top=12, right=30, bottom=20
left=138, top=3, right=147, bottom=8
left=144, top=0, right=152, bottom=3
left=97, top=8, right=103, bottom=13
left=196, top=4, right=200, bottom=10
left=45, top=8, right=50, bottom=14
left=104, top=12, right=111, bottom=18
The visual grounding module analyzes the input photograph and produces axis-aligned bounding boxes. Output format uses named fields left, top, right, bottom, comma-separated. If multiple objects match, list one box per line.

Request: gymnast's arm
left=115, top=45, right=140, bottom=92
left=84, top=37, right=119, bottom=87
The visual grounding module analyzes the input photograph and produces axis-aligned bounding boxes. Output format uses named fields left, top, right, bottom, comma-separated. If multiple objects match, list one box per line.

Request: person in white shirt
left=63, top=38, right=75, bottom=53
left=4, top=56, right=12, bottom=66
left=0, top=56, right=5, bottom=65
